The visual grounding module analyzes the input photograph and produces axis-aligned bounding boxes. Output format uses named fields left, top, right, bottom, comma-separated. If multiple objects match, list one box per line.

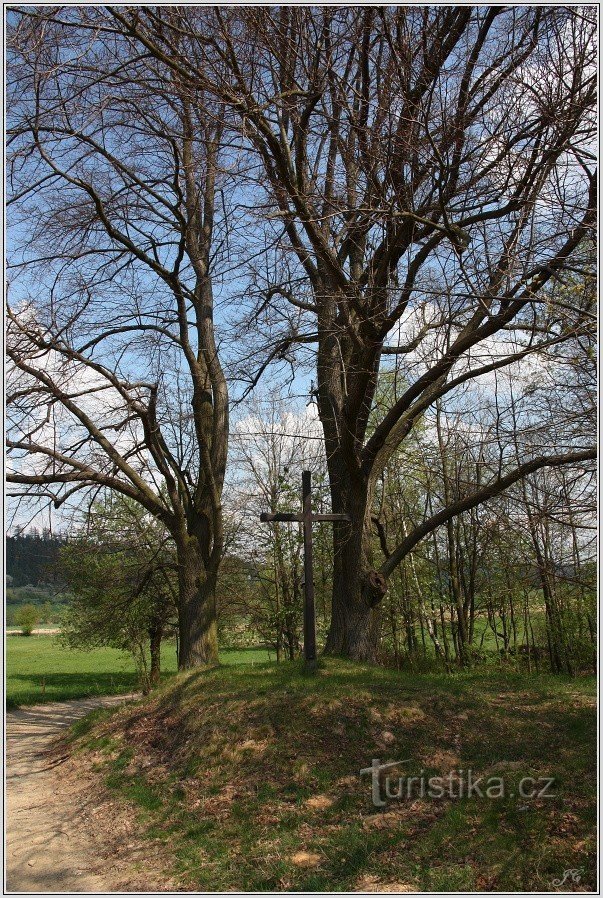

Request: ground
left=5, top=694, right=175, bottom=892
left=61, top=657, right=596, bottom=892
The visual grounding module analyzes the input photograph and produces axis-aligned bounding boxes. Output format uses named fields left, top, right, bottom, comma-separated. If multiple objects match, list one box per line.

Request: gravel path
left=5, top=694, right=139, bottom=893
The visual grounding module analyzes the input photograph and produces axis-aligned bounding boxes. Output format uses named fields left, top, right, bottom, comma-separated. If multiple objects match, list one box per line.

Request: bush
left=16, top=603, right=39, bottom=636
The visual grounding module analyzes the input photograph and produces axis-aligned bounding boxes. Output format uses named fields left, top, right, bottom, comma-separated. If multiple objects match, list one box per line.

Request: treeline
left=6, top=529, right=67, bottom=587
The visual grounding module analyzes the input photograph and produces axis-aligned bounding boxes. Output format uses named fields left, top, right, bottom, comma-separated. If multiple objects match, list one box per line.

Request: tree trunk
left=314, top=275, right=384, bottom=663
left=324, top=480, right=384, bottom=662
left=176, top=535, right=219, bottom=669
left=149, top=621, right=163, bottom=687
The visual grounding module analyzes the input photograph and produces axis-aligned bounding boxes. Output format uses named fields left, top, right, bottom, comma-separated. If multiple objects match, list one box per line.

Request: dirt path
left=6, top=694, right=140, bottom=893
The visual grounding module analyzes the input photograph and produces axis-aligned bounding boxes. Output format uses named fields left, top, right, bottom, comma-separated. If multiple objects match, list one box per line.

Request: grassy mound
left=70, top=658, right=596, bottom=892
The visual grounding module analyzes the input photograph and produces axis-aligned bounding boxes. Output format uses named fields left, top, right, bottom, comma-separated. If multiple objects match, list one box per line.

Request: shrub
left=16, top=603, right=39, bottom=636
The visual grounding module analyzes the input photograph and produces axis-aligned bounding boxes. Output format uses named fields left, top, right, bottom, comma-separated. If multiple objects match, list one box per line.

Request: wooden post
left=302, top=470, right=317, bottom=671
left=259, top=472, right=350, bottom=674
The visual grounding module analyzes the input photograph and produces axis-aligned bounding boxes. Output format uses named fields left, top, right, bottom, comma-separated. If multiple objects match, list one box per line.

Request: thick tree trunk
left=324, top=475, right=384, bottom=662
left=314, top=274, right=384, bottom=663
left=326, top=541, right=382, bottom=660
left=176, top=535, right=219, bottom=669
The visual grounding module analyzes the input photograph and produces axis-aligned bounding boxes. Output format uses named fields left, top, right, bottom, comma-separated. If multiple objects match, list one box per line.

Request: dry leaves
left=291, top=851, right=322, bottom=868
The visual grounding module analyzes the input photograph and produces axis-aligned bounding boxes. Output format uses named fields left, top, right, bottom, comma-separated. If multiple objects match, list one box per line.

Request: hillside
left=6, top=531, right=66, bottom=587
left=66, top=659, right=596, bottom=892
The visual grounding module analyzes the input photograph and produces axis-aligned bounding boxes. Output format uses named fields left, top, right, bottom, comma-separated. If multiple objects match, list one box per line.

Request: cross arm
left=259, top=511, right=351, bottom=523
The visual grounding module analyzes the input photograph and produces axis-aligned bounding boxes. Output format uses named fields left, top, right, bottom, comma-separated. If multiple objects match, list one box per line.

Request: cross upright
left=260, top=470, right=350, bottom=671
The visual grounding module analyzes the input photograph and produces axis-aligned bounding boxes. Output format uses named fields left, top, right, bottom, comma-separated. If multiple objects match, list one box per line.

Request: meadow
left=5, top=635, right=270, bottom=708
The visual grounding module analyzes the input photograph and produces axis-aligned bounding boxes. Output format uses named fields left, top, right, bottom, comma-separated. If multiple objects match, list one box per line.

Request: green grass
left=386, top=607, right=549, bottom=663
left=70, top=658, right=597, bottom=892
left=5, top=635, right=271, bottom=708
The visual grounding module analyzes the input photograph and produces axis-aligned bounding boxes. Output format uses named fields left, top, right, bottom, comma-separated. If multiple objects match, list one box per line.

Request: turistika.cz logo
left=360, top=759, right=556, bottom=807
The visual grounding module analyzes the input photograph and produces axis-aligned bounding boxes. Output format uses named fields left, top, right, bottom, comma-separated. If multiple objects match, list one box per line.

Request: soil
left=5, top=694, right=176, bottom=893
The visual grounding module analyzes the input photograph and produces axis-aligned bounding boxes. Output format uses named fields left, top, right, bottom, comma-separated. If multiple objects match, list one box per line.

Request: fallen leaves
left=290, top=851, right=322, bottom=868
left=305, top=794, right=334, bottom=811
left=238, top=738, right=269, bottom=753
left=422, top=748, right=461, bottom=770
left=385, top=705, right=427, bottom=724
left=355, top=873, right=416, bottom=892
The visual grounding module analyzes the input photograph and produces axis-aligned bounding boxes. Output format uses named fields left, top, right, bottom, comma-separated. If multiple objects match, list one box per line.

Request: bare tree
left=114, top=6, right=597, bottom=660
left=6, top=8, right=596, bottom=665
left=229, top=394, right=329, bottom=659
left=6, top=11, right=231, bottom=667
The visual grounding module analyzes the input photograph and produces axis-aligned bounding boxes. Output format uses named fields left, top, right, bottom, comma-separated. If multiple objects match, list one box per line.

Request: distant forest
left=6, top=529, right=66, bottom=587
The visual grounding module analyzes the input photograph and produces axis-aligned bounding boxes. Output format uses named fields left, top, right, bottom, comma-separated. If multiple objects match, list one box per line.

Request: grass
left=5, top=634, right=271, bottom=708
left=386, top=608, right=549, bottom=663
left=68, top=657, right=597, bottom=892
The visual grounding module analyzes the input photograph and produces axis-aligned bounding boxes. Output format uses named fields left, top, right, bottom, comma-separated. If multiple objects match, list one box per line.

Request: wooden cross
left=260, top=470, right=350, bottom=670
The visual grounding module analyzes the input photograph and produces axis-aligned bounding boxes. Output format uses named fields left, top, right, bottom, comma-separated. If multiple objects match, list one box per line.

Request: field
left=5, top=635, right=270, bottom=708
left=67, top=658, right=597, bottom=892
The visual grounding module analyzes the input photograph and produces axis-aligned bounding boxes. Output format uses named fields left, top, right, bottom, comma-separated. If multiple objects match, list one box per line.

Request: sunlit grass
left=5, top=635, right=270, bottom=707
left=71, top=657, right=596, bottom=892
